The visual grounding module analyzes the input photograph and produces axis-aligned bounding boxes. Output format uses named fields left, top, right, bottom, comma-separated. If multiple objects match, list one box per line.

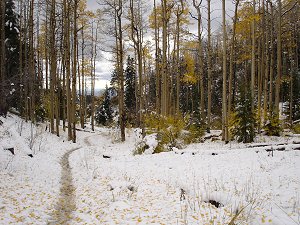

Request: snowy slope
left=70, top=129, right=300, bottom=225
left=0, top=115, right=80, bottom=224
left=1, top=115, right=300, bottom=224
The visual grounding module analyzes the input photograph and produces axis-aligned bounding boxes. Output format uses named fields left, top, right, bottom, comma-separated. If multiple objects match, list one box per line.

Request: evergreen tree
left=110, top=68, right=119, bottom=88
left=0, top=0, right=20, bottom=115
left=264, top=112, right=282, bottom=136
left=5, top=0, right=20, bottom=80
left=95, top=85, right=113, bottom=126
left=292, top=69, right=300, bottom=121
left=124, top=56, right=136, bottom=124
left=230, top=86, right=256, bottom=143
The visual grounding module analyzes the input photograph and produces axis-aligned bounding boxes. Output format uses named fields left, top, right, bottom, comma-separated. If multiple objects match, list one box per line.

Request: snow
left=1, top=114, right=300, bottom=224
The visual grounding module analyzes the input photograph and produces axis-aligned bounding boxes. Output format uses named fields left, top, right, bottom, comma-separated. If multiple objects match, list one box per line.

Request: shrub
left=144, top=113, right=204, bottom=153
left=145, top=113, right=185, bottom=152
left=292, top=123, right=300, bottom=134
left=264, top=113, right=282, bottom=136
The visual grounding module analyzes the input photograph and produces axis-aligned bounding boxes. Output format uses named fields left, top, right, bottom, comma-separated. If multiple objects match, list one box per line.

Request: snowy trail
left=48, top=147, right=80, bottom=224
left=47, top=133, right=98, bottom=224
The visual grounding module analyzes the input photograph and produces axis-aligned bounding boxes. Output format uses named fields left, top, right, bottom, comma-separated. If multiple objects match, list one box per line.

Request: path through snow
left=48, top=134, right=97, bottom=224
left=48, top=147, right=80, bottom=224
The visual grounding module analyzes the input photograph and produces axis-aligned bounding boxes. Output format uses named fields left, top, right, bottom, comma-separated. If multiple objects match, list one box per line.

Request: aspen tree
left=175, top=0, right=183, bottom=116
left=129, top=0, right=144, bottom=128
left=269, top=1, right=274, bottom=112
left=275, top=0, right=282, bottom=117
left=161, top=0, right=168, bottom=116
left=28, top=0, right=35, bottom=122
left=191, top=0, right=205, bottom=124
left=251, top=0, right=255, bottom=113
left=222, top=0, right=228, bottom=143
left=207, top=0, right=212, bottom=133
left=72, top=0, right=79, bottom=142
left=63, top=0, right=73, bottom=141
left=50, top=0, right=57, bottom=134
left=228, top=0, right=240, bottom=118
left=263, top=0, right=269, bottom=122
left=154, top=0, right=160, bottom=114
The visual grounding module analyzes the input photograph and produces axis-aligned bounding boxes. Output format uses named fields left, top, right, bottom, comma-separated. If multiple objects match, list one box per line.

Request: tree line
left=0, top=0, right=299, bottom=143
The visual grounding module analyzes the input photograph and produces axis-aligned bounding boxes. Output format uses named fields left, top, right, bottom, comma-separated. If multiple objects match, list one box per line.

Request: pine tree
left=5, top=0, right=20, bottom=79
left=124, top=56, right=136, bottom=124
left=3, top=0, right=20, bottom=112
left=95, top=85, right=113, bottom=126
left=230, top=86, right=256, bottom=143
left=292, top=70, right=300, bottom=122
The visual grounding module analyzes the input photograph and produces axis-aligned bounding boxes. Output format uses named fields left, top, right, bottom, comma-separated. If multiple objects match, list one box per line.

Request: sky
left=86, top=0, right=235, bottom=91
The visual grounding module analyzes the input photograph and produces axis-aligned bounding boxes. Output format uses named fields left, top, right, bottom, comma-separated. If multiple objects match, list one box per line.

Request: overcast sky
left=86, top=0, right=235, bottom=90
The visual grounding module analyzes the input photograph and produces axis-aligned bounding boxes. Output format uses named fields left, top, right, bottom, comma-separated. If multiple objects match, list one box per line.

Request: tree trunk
left=72, top=0, right=78, bottom=143
left=50, top=0, right=57, bottom=134
left=251, top=0, right=256, bottom=113
left=161, top=0, right=168, bottom=116
left=269, top=1, right=274, bottom=112
left=29, top=0, right=35, bottom=122
left=263, top=0, right=269, bottom=122
left=116, top=0, right=125, bottom=141
left=207, top=0, right=212, bottom=133
left=275, top=0, right=282, bottom=117
left=222, top=0, right=228, bottom=143
left=0, top=0, right=6, bottom=115
left=175, top=0, right=183, bottom=116
left=228, top=0, right=239, bottom=126
left=64, top=0, right=72, bottom=141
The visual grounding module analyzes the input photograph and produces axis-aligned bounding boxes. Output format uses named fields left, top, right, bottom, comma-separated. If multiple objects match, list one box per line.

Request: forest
left=1, top=0, right=300, bottom=224
left=0, top=0, right=299, bottom=146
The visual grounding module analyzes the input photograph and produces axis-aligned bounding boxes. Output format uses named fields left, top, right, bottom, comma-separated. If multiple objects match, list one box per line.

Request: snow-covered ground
left=1, top=114, right=300, bottom=224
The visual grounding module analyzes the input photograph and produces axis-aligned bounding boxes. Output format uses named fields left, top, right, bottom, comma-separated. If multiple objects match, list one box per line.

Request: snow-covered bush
left=144, top=113, right=185, bottom=153
left=143, top=113, right=204, bottom=153
left=133, top=133, right=158, bottom=155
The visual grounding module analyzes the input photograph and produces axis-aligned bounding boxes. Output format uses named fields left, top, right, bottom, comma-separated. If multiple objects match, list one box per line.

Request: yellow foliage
left=182, top=52, right=197, bottom=84
left=144, top=113, right=185, bottom=152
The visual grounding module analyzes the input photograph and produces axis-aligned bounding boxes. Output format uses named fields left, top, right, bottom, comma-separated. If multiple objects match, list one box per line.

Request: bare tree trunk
left=228, top=0, right=239, bottom=118
left=72, top=0, right=78, bottom=143
left=258, top=0, right=265, bottom=129
left=257, top=41, right=262, bottom=130
left=154, top=0, right=160, bottom=114
left=207, top=0, right=212, bottom=133
left=222, top=0, right=228, bottom=143
left=19, top=0, right=24, bottom=116
left=192, top=0, right=205, bottom=124
left=50, top=0, right=57, bottom=134
left=29, top=0, right=35, bottom=122
left=24, top=3, right=29, bottom=121
left=0, top=0, right=6, bottom=115
left=175, top=0, right=183, bottom=116
left=289, top=44, right=294, bottom=127
left=90, top=22, right=95, bottom=131
left=263, top=0, right=269, bottom=122
left=251, top=0, right=256, bottom=113
left=116, top=0, right=125, bottom=141
left=64, top=0, right=72, bottom=141
left=161, top=0, right=168, bottom=116
left=129, top=0, right=144, bottom=129
left=80, top=27, right=85, bottom=128
left=269, top=1, right=274, bottom=112
left=92, top=23, right=98, bottom=132
left=275, top=0, right=282, bottom=117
